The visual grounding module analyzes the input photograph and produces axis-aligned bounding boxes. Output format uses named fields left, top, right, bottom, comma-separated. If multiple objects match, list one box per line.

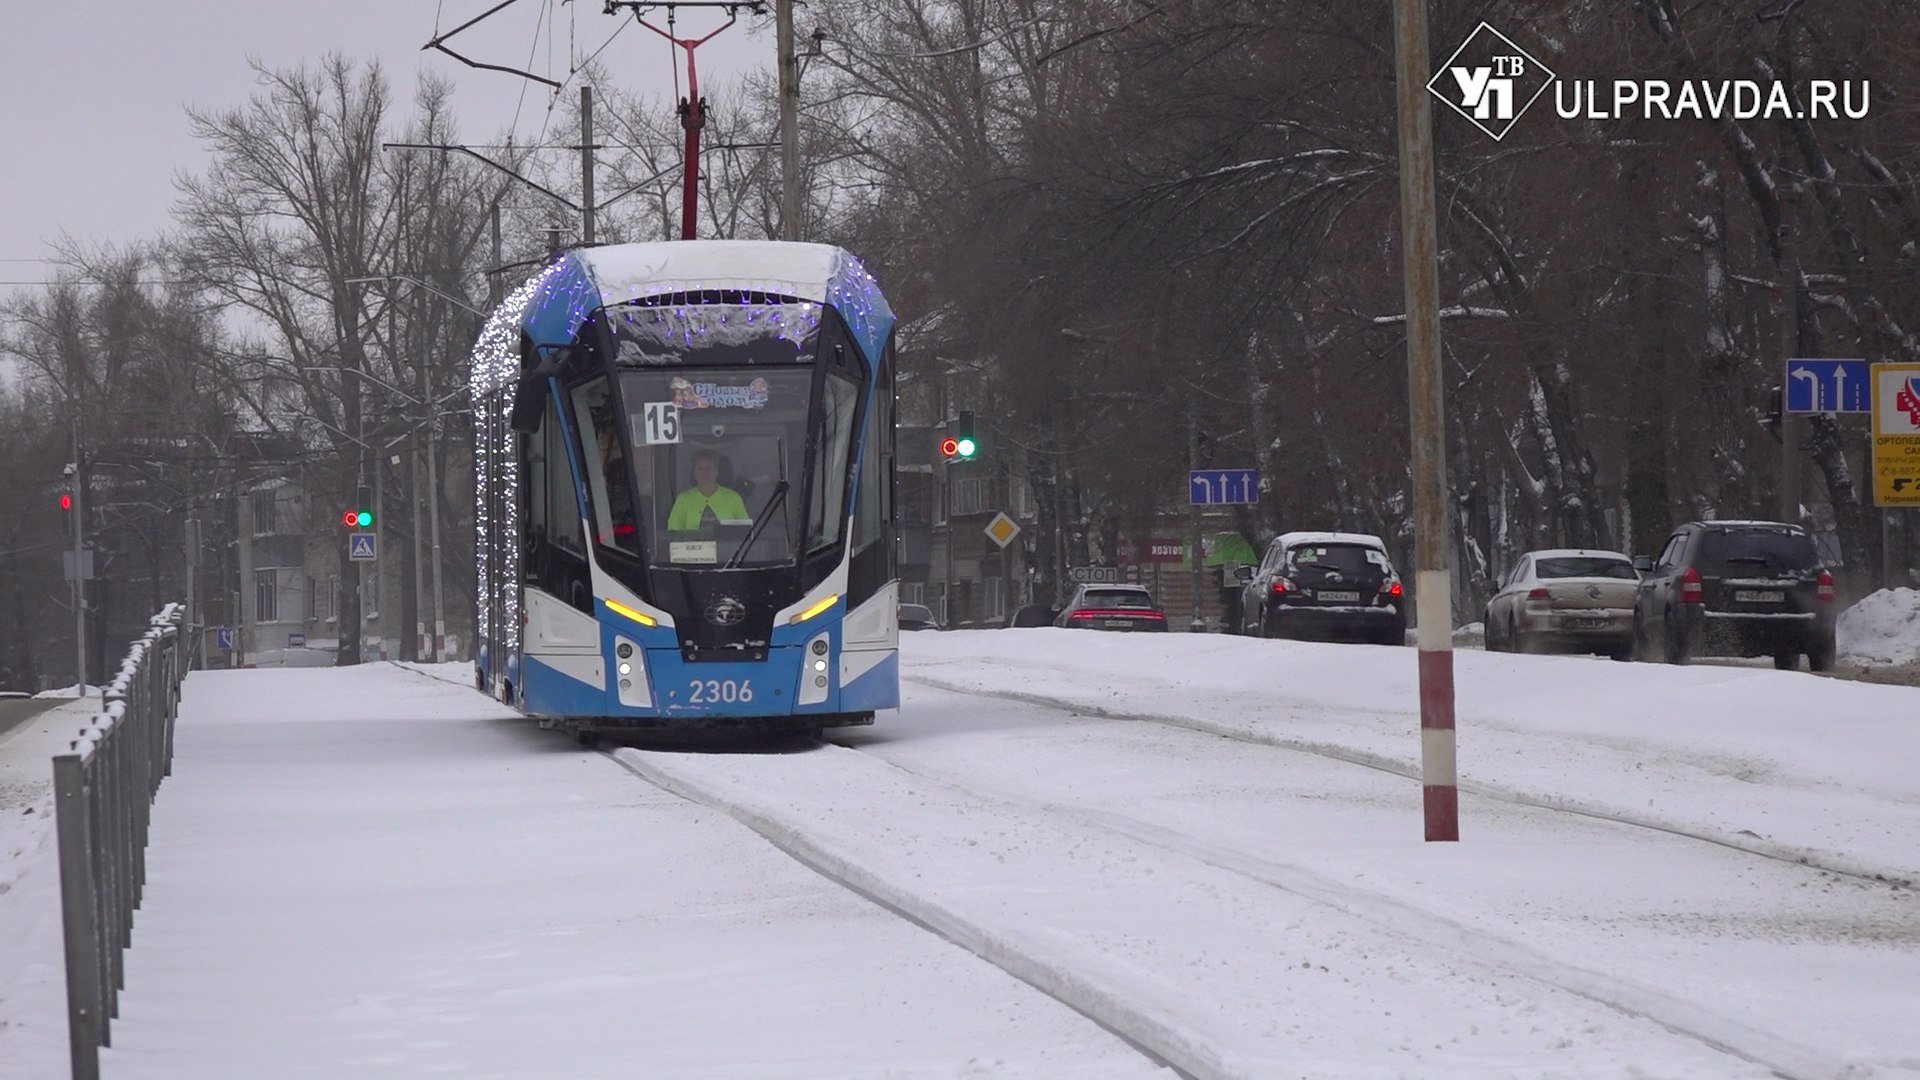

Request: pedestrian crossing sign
left=350, top=533, right=378, bottom=561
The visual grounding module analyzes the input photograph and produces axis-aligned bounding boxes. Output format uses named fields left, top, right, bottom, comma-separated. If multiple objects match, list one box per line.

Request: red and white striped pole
left=1392, top=0, right=1458, bottom=841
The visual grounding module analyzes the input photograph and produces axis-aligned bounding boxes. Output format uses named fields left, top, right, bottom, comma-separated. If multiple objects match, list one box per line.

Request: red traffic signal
left=59, top=492, right=73, bottom=511
left=939, top=436, right=959, bottom=458
left=342, top=510, right=358, bottom=527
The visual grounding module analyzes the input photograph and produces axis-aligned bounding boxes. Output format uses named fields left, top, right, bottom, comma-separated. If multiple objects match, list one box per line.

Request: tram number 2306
left=687, top=678, right=754, bottom=704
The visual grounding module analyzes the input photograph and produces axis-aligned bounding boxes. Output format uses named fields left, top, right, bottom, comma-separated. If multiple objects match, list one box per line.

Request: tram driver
left=667, top=447, right=751, bottom=531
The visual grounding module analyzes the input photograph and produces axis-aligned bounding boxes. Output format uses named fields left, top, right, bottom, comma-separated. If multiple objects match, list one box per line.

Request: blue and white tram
left=470, top=241, right=899, bottom=735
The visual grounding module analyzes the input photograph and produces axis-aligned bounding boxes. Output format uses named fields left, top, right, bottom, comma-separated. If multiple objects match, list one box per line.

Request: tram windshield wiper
left=723, top=437, right=791, bottom=569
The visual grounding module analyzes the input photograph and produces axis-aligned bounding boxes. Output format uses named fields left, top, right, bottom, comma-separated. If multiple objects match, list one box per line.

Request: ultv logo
left=1428, top=23, right=1557, bottom=142
left=1450, top=55, right=1528, bottom=120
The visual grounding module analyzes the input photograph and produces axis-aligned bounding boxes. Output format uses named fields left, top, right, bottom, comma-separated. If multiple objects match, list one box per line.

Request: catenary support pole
left=581, top=85, right=596, bottom=245
left=777, top=0, right=800, bottom=240
left=1392, top=0, right=1458, bottom=841
left=407, top=287, right=427, bottom=662
left=183, top=509, right=198, bottom=671
left=488, top=200, right=504, bottom=307
left=71, top=415, right=88, bottom=695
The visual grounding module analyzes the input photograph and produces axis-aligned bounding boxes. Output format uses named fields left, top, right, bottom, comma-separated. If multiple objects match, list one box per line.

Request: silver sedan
left=1484, top=549, right=1639, bottom=659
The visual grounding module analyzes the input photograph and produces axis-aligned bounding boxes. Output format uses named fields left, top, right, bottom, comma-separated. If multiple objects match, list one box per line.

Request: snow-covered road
left=1, top=631, right=1914, bottom=1078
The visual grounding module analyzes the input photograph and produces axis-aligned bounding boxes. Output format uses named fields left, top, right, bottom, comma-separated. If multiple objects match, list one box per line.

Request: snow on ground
left=0, top=696, right=102, bottom=1077
left=910, top=628, right=1920, bottom=885
left=1840, top=586, right=1920, bottom=666
left=1, top=637, right=1916, bottom=1077
left=0, top=665, right=1166, bottom=1080
left=619, top=702, right=1886, bottom=1077
left=30, top=685, right=102, bottom=699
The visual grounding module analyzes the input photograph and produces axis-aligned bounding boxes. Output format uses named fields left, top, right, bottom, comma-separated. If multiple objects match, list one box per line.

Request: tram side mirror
left=508, top=349, right=569, bottom=434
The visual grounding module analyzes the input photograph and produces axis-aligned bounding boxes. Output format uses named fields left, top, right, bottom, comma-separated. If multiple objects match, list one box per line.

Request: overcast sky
left=0, top=2, right=771, bottom=291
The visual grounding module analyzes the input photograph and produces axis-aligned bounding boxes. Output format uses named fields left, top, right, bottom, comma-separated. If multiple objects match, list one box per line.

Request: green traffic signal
left=356, top=510, right=374, bottom=528
left=955, top=437, right=977, bottom=458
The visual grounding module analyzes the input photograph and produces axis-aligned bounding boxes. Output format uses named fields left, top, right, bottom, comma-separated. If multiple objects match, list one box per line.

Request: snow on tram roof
left=578, top=240, right=849, bottom=305
left=472, top=240, right=896, bottom=396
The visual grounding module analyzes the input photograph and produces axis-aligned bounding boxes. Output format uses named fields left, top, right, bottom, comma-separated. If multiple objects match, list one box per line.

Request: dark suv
left=1235, top=531, right=1406, bottom=645
left=1631, top=521, right=1836, bottom=670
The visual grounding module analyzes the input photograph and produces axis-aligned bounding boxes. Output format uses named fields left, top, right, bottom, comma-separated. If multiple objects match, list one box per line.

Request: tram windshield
left=609, top=367, right=857, bottom=569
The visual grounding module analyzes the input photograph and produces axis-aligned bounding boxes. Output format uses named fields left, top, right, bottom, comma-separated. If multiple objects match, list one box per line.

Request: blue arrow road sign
left=1784, top=358, right=1869, bottom=413
left=349, top=533, right=378, bottom=561
left=216, top=627, right=234, bottom=651
left=1189, top=468, right=1259, bottom=506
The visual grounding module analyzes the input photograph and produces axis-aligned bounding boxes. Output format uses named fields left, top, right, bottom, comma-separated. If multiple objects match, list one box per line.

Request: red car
left=1053, top=584, right=1169, bottom=632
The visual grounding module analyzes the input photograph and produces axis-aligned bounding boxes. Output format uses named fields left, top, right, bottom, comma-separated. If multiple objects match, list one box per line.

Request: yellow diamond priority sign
left=1871, top=362, right=1920, bottom=507
left=984, top=511, right=1021, bottom=549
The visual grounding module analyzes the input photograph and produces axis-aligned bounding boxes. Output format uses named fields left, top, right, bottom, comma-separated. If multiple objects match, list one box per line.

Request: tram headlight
left=618, top=662, right=632, bottom=676
left=617, top=642, right=633, bottom=659
left=810, top=639, right=828, bottom=656
left=813, top=659, right=826, bottom=672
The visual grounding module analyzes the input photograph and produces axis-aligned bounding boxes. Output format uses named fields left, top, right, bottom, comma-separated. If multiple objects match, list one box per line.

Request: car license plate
left=1104, top=620, right=1132, bottom=629
left=1318, top=590, right=1360, bottom=603
left=1735, top=590, right=1785, bottom=603
left=1564, top=617, right=1608, bottom=630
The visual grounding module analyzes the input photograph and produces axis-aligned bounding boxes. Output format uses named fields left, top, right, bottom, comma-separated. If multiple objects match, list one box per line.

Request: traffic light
left=59, top=492, right=73, bottom=512
left=341, top=508, right=374, bottom=529
left=955, top=410, right=978, bottom=460
left=939, top=435, right=959, bottom=460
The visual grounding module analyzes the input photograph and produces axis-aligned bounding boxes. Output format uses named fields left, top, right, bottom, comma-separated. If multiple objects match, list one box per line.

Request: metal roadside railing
left=52, top=602, right=186, bottom=1080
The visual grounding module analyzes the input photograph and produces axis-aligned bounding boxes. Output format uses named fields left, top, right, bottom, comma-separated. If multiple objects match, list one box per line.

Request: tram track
left=832, top=725, right=1851, bottom=1080
left=598, top=729, right=1817, bottom=1079
left=904, top=673, right=1916, bottom=891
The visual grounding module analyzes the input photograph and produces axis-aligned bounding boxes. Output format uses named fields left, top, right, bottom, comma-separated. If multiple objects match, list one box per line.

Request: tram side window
left=809, top=373, right=859, bottom=554
left=545, top=406, right=586, bottom=558
left=527, top=409, right=549, bottom=544
left=522, top=396, right=592, bottom=612
left=853, top=356, right=892, bottom=554
left=570, top=378, right=643, bottom=556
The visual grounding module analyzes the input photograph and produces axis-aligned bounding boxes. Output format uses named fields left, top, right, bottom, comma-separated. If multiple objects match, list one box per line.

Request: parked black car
left=1235, top=531, right=1406, bottom=645
left=1007, top=603, right=1057, bottom=628
left=898, top=603, right=942, bottom=631
left=1053, top=584, right=1169, bottom=631
left=1630, top=520, right=1836, bottom=669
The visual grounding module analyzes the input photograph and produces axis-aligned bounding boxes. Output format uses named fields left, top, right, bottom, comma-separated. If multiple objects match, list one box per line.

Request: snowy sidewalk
left=1, top=665, right=1164, bottom=1080
left=0, top=695, right=105, bottom=1079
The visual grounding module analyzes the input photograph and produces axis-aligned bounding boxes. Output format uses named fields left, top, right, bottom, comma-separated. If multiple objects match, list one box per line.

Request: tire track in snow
left=603, top=741, right=1781, bottom=1080
left=905, top=673, right=1913, bottom=890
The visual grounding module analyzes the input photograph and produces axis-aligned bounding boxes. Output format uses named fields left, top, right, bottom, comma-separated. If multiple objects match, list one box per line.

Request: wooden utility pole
left=1187, top=398, right=1204, bottom=632
left=1392, top=0, right=1457, bottom=841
